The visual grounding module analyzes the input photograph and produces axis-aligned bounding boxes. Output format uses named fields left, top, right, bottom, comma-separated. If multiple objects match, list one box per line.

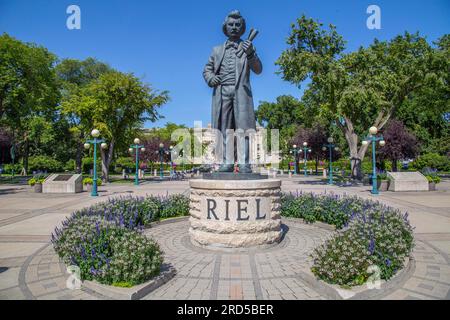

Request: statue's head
left=222, top=10, right=246, bottom=40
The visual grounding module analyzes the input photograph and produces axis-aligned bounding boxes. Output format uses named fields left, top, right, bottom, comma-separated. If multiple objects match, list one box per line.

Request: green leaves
left=276, top=15, right=448, bottom=179
left=0, top=33, right=59, bottom=126
left=276, top=15, right=345, bottom=85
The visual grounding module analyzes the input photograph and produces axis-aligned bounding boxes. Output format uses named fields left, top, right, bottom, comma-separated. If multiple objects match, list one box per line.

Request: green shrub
left=82, top=177, right=102, bottom=186
left=377, top=173, right=388, bottom=180
left=311, top=208, right=414, bottom=286
left=281, top=192, right=414, bottom=287
left=51, top=193, right=191, bottom=287
left=3, top=163, right=23, bottom=174
left=333, top=158, right=351, bottom=171
left=70, top=194, right=189, bottom=228
left=82, top=157, right=101, bottom=174
left=159, top=194, right=190, bottom=219
left=281, top=192, right=361, bottom=228
left=28, top=155, right=63, bottom=173
left=425, top=175, right=441, bottom=184
left=114, top=157, right=136, bottom=173
left=411, top=153, right=450, bottom=171
left=64, top=159, right=76, bottom=172
left=362, top=159, right=373, bottom=174
left=28, top=175, right=46, bottom=186
left=52, top=216, right=162, bottom=286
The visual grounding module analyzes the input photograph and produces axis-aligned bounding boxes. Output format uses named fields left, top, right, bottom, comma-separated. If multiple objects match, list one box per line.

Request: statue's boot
left=218, top=164, right=234, bottom=172
left=238, top=164, right=252, bottom=174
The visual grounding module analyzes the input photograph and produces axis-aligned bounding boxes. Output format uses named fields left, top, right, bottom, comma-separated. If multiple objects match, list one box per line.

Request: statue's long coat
left=203, top=40, right=262, bottom=131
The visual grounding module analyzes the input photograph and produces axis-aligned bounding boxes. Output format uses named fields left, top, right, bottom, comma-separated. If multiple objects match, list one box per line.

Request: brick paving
left=0, top=177, right=449, bottom=300
left=142, top=219, right=330, bottom=300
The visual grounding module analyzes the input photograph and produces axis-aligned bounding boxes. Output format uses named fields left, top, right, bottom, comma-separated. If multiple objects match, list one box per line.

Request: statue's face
left=225, top=17, right=243, bottom=39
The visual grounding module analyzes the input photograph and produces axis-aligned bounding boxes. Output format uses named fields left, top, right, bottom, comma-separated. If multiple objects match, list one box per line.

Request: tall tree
left=63, top=71, right=169, bottom=181
left=56, top=58, right=112, bottom=173
left=256, top=95, right=310, bottom=155
left=0, top=33, right=60, bottom=173
left=290, top=124, right=335, bottom=174
left=396, top=35, right=450, bottom=155
left=276, top=16, right=445, bottom=179
left=379, top=119, right=420, bottom=172
left=139, top=136, right=171, bottom=171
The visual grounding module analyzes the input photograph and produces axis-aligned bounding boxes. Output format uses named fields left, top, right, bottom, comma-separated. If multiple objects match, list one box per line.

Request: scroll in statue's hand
left=241, top=40, right=255, bottom=56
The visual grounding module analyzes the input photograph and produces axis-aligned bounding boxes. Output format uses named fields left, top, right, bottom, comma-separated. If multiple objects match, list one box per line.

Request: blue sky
left=1, top=0, right=449, bottom=128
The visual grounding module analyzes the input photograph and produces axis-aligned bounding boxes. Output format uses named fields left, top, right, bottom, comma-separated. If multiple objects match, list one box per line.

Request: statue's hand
left=241, top=40, right=255, bottom=56
left=209, top=75, right=221, bottom=87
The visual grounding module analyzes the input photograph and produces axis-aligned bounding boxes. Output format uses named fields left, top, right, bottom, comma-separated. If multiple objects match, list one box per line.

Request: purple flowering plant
left=51, top=193, right=189, bottom=286
left=281, top=192, right=414, bottom=287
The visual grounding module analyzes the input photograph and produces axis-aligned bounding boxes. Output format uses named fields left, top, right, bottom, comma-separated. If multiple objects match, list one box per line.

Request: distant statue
left=203, top=10, right=262, bottom=173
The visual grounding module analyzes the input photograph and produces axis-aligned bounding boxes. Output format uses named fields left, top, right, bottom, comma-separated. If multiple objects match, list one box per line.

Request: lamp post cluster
left=129, top=138, right=145, bottom=186
left=362, top=126, right=386, bottom=195
left=322, top=137, right=339, bottom=185
left=289, top=142, right=312, bottom=175
left=157, top=143, right=174, bottom=179
left=84, top=129, right=108, bottom=197
left=289, top=145, right=299, bottom=175
left=301, top=142, right=312, bottom=176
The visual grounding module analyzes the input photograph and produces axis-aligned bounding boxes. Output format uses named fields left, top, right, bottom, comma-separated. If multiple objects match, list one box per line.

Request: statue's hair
left=222, top=10, right=246, bottom=37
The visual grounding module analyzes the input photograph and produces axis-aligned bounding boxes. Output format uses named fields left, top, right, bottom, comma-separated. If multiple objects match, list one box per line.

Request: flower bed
left=52, top=194, right=189, bottom=286
left=69, top=194, right=189, bottom=229
left=281, top=192, right=414, bottom=287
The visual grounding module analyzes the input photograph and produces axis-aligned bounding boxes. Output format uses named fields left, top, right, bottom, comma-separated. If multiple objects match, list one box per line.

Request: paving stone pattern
left=0, top=178, right=449, bottom=300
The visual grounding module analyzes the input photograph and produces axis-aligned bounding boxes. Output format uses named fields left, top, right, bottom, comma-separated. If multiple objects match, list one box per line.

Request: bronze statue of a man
left=203, top=10, right=262, bottom=173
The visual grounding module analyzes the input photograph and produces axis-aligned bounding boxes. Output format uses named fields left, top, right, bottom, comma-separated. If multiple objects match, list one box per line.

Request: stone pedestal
left=43, top=174, right=83, bottom=193
left=387, top=171, right=428, bottom=192
left=189, top=176, right=282, bottom=248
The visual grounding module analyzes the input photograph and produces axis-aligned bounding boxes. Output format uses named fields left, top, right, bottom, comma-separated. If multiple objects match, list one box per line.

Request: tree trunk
left=340, top=119, right=369, bottom=181
left=0, top=95, right=3, bottom=119
left=315, top=156, right=319, bottom=175
left=350, top=157, right=362, bottom=180
left=101, top=139, right=114, bottom=183
left=75, top=144, right=83, bottom=174
left=23, top=138, right=29, bottom=175
left=392, top=159, right=398, bottom=172
left=75, top=133, right=83, bottom=174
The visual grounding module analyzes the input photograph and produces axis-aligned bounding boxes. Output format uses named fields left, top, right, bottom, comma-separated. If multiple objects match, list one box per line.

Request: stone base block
left=43, top=174, right=83, bottom=193
left=387, top=172, right=429, bottom=192
left=189, top=227, right=282, bottom=248
left=189, top=178, right=282, bottom=248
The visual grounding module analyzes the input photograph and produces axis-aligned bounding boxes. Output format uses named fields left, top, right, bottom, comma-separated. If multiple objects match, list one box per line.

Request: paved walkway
left=0, top=176, right=449, bottom=300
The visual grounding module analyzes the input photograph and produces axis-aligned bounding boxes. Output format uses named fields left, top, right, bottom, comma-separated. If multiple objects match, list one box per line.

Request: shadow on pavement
left=279, top=224, right=290, bottom=242
left=0, top=188, right=21, bottom=195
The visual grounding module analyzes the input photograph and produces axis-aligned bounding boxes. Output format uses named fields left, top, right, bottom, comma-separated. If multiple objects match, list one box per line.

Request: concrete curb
left=282, top=217, right=336, bottom=231
left=350, top=257, right=415, bottom=300
left=82, top=263, right=176, bottom=300
left=148, top=215, right=189, bottom=227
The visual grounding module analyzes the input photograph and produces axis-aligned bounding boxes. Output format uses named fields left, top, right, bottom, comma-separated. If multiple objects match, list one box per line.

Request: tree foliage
left=276, top=15, right=448, bottom=179
left=62, top=71, right=169, bottom=181
left=379, top=119, right=420, bottom=171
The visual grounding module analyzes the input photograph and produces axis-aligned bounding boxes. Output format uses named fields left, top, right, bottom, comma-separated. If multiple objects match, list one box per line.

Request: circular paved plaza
left=1, top=177, right=450, bottom=300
